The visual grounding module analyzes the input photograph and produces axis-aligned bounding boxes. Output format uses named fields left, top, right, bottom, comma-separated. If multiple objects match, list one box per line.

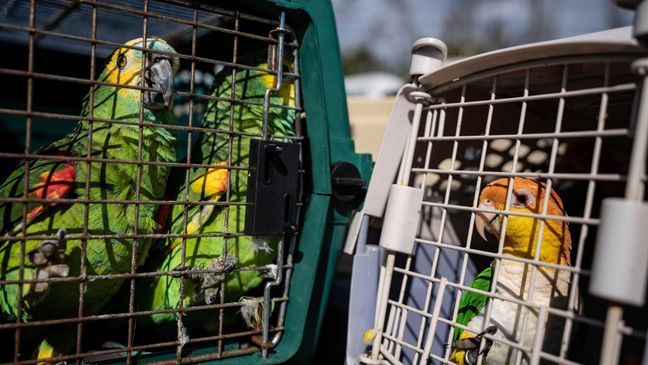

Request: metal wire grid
left=364, top=57, right=647, bottom=365
left=0, top=1, right=303, bottom=363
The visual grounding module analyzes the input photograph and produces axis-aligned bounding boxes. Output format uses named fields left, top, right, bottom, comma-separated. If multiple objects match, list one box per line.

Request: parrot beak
left=143, top=57, right=174, bottom=110
left=475, top=200, right=499, bottom=241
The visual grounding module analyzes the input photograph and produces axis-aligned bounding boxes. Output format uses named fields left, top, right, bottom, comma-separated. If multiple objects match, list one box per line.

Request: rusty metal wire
left=0, top=0, right=303, bottom=363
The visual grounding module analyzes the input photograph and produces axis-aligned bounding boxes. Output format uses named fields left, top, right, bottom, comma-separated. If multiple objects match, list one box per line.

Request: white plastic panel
left=419, top=27, right=643, bottom=90
left=589, top=198, right=648, bottom=306
left=362, top=85, right=416, bottom=218
left=379, top=185, right=424, bottom=255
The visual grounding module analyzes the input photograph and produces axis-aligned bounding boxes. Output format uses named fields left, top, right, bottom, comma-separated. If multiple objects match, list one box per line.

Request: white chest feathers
left=466, top=261, right=578, bottom=364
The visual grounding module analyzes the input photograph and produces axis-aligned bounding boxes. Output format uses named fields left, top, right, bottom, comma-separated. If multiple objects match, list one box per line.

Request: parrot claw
left=26, top=229, right=70, bottom=305
left=203, top=254, right=238, bottom=286
left=451, top=326, right=497, bottom=365
left=173, top=254, right=238, bottom=304
left=201, top=254, right=238, bottom=304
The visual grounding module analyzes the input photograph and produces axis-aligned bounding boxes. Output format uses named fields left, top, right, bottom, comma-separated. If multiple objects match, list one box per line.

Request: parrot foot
left=450, top=325, right=497, bottom=365
left=26, top=228, right=69, bottom=305
left=173, top=254, right=238, bottom=304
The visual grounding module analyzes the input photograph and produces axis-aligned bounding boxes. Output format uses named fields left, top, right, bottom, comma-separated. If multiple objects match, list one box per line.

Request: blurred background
left=336, top=0, right=634, bottom=158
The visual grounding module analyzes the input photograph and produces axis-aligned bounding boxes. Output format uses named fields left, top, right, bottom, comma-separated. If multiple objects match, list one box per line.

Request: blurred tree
left=442, top=0, right=484, bottom=56
left=342, top=47, right=388, bottom=75
left=338, top=0, right=418, bottom=75
left=527, top=0, right=554, bottom=42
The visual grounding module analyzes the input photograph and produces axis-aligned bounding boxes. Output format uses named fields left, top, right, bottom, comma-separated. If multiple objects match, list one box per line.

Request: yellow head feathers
left=102, top=38, right=177, bottom=84
left=98, top=37, right=179, bottom=110
left=475, top=177, right=572, bottom=265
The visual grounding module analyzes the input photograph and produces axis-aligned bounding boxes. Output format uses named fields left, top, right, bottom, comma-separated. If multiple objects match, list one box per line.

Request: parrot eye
left=511, top=189, right=535, bottom=207
left=116, top=54, right=128, bottom=70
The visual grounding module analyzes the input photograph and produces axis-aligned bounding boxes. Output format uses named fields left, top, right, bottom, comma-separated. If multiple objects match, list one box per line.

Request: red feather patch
left=26, top=162, right=76, bottom=221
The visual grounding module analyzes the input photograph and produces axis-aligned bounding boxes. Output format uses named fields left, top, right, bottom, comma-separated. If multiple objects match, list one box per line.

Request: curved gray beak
left=143, top=57, right=173, bottom=110
left=475, top=201, right=499, bottom=241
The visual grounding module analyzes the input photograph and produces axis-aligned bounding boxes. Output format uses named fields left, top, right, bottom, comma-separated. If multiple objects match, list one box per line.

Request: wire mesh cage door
left=360, top=35, right=648, bottom=365
left=0, top=1, right=315, bottom=363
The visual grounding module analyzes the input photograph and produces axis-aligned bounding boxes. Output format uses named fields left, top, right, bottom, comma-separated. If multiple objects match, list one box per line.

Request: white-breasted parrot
left=0, top=37, right=179, bottom=360
left=450, top=177, right=577, bottom=365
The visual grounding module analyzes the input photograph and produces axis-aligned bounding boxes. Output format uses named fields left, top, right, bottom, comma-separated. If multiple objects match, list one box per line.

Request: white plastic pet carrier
left=345, top=24, right=648, bottom=365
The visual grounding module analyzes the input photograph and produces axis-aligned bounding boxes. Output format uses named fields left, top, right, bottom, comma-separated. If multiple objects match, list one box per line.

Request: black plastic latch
left=244, top=139, right=300, bottom=235
left=331, top=161, right=367, bottom=202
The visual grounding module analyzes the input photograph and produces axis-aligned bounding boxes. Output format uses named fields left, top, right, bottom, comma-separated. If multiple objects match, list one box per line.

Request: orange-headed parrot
left=450, top=177, right=576, bottom=364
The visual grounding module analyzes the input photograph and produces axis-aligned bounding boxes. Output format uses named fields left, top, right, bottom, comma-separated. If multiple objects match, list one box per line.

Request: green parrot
left=138, top=50, right=296, bottom=335
left=0, top=37, right=179, bottom=360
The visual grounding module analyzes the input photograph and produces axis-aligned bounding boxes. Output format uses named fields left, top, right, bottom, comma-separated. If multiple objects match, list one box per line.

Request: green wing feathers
left=453, top=267, right=493, bottom=340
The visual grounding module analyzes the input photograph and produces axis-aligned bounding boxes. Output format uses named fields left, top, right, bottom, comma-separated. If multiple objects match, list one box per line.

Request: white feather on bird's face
left=475, top=197, right=499, bottom=242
